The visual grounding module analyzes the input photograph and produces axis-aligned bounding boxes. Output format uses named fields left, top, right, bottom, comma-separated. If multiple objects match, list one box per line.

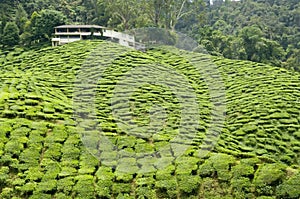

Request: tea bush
left=0, top=40, right=299, bottom=198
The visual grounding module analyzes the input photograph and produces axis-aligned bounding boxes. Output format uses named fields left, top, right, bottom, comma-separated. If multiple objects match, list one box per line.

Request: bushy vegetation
left=0, top=40, right=299, bottom=198
left=0, top=0, right=299, bottom=70
left=195, top=0, right=300, bottom=71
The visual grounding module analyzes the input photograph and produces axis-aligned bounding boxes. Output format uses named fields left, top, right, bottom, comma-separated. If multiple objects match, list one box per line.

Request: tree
left=238, top=25, right=285, bottom=65
left=15, top=4, right=28, bottom=34
left=79, top=0, right=101, bottom=24
left=20, top=20, right=33, bottom=45
left=91, top=0, right=110, bottom=25
left=0, top=0, right=14, bottom=36
left=146, top=0, right=165, bottom=27
left=21, top=11, right=40, bottom=44
left=1, top=22, right=20, bottom=47
left=239, top=26, right=264, bottom=61
left=145, top=0, right=205, bottom=31
left=259, top=38, right=285, bottom=66
left=285, top=48, right=300, bottom=71
left=0, top=13, right=8, bottom=36
left=31, top=9, right=67, bottom=41
left=105, top=0, right=141, bottom=30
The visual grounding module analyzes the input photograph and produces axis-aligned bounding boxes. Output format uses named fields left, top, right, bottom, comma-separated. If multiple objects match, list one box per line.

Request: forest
left=0, top=0, right=299, bottom=70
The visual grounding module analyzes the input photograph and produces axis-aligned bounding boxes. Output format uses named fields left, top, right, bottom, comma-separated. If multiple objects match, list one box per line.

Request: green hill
left=0, top=40, right=300, bottom=199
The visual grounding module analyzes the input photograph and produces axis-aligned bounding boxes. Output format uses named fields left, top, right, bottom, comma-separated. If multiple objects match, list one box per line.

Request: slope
left=0, top=40, right=299, bottom=199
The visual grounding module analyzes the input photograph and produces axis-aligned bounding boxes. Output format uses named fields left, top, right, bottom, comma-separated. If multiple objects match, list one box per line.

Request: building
left=51, top=25, right=139, bottom=49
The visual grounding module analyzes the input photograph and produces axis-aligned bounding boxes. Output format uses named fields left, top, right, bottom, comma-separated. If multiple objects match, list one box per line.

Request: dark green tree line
left=188, top=0, right=299, bottom=70
left=0, top=0, right=299, bottom=70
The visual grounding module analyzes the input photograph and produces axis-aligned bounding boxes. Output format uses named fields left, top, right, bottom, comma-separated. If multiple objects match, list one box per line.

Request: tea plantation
left=0, top=40, right=299, bottom=198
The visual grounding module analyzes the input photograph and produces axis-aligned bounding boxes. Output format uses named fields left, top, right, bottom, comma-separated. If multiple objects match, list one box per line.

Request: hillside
left=0, top=40, right=300, bottom=198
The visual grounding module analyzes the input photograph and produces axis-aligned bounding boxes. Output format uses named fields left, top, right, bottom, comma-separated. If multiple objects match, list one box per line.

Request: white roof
left=55, top=25, right=107, bottom=29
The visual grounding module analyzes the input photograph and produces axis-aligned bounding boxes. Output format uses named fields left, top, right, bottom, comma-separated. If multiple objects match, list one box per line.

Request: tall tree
left=147, top=0, right=165, bottom=27
left=105, top=0, right=140, bottom=30
left=15, top=4, right=28, bottom=34
left=1, top=22, right=20, bottom=47
left=30, top=9, right=67, bottom=41
left=239, top=25, right=264, bottom=61
left=145, top=0, right=205, bottom=31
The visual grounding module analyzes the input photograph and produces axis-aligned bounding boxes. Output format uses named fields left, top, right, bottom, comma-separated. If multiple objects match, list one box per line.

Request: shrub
left=95, top=166, right=114, bottom=197
left=24, top=167, right=43, bottom=181
left=177, top=174, right=200, bottom=194
left=43, top=143, right=62, bottom=160
left=293, top=131, right=300, bottom=139
left=199, top=178, right=227, bottom=198
left=155, top=177, right=177, bottom=198
left=57, top=177, right=74, bottom=194
left=42, top=162, right=60, bottom=180
left=155, top=164, right=175, bottom=180
left=135, top=186, right=156, bottom=198
left=269, top=111, right=290, bottom=119
left=112, top=183, right=132, bottom=195
left=0, top=166, right=9, bottom=185
left=59, top=167, right=77, bottom=177
left=54, top=192, right=72, bottom=199
left=276, top=172, right=300, bottom=198
left=0, top=187, right=14, bottom=199
left=242, top=124, right=258, bottom=133
left=73, top=175, right=95, bottom=198
left=5, top=139, right=24, bottom=155
left=36, top=179, right=57, bottom=192
left=231, top=177, right=253, bottom=194
left=18, top=182, right=37, bottom=194
left=199, top=153, right=236, bottom=181
left=19, top=147, right=40, bottom=169
left=116, top=157, right=138, bottom=174
left=232, top=163, right=254, bottom=178
left=78, top=151, right=98, bottom=175
left=198, top=158, right=214, bottom=177
left=175, top=156, right=199, bottom=175
left=254, top=163, right=286, bottom=195
left=28, top=192, right=52, bottom=199
left=61, top=143, right=80, bottom=160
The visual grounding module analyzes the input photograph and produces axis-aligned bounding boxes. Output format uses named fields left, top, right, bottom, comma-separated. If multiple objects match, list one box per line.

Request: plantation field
left=0, top=40, right=300, bottom=198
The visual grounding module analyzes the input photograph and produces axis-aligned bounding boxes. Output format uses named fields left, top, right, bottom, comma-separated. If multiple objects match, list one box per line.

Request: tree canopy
left=1, top=22, right=20, bottom=47
left=0, top=0, right=299, bottom=70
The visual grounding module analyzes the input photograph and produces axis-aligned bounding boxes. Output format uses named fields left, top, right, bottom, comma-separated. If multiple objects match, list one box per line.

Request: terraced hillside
left=0, top=40, right=300, bottom=199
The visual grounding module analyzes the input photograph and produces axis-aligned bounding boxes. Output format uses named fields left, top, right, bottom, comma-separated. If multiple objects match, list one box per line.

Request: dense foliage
left=0, top=0, right=299, bottom=70
left=192, top=0, right=300, bottom=71
left=0, top=40, right=299, bottom=198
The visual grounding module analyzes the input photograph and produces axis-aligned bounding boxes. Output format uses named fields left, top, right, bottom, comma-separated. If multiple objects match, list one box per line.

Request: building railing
left=52, top=26, right=145, bottom=51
